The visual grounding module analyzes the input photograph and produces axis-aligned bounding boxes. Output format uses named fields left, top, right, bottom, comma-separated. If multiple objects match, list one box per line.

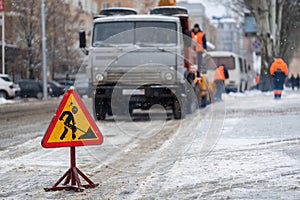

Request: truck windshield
left=93, top=21, right=177, bottom=46
left=135, top=22, right=177, bottom=45
left=93, top=22, right=134, bottom=45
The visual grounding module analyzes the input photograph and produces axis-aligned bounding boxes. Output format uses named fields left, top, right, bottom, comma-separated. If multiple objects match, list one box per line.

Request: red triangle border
left=41, top=89, right=103, bottom=148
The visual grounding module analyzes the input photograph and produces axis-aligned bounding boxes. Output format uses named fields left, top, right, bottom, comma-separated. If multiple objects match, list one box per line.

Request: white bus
left=205, top=51, right=249, bottom=93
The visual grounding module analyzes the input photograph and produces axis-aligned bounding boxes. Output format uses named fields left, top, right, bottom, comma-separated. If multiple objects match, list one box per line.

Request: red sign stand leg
left=44, top=147, right=99, bottom=192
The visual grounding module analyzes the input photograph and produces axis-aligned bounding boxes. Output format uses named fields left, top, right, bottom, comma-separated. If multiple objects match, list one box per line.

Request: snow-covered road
left=1, top=90, right=300, bottom=199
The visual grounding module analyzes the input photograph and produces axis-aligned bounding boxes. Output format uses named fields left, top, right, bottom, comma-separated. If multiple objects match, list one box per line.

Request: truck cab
left=80, top=10, right=187, bottom=120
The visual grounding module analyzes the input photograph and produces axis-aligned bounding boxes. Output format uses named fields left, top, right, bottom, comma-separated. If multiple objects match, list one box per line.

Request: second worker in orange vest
left=214, top=65, right=229, bottom=101
left=191, top=24, right=207, bottom=75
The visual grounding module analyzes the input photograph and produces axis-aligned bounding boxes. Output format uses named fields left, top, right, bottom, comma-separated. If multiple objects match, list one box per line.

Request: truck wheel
left=107, top=106, right=113, bottom=116
left=173, top=97, right=186, bottom=120
left=96, top=105, right=106, bottom=120
left=95, top=99, right=107, bottom=120
left=201, top=95, right=207, bottom=108
left=129, top=107, right=133, bottom=117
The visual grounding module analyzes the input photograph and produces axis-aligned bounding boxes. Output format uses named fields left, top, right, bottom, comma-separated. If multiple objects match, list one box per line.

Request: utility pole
left=0, top=0, right=5, bottom=74
left=41, top=0, right=47, bottom=99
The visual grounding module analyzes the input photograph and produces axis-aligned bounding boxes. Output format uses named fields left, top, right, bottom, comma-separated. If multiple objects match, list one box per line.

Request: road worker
left=191, top=24, right=207, bottom=75
left=214, top=64, right=229, bottom=101
left=255, top=73, right=260, bottom=90
left=270, top=58, right=288, bottom=99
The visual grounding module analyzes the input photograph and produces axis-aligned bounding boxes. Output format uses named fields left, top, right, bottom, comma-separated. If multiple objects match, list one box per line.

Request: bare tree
left=241, top=0, right=276, bottom=90
left=244, top=0, right=300, bottom=90
left=46, top=1, right=83, bottom=80
left=224, top=0, right=300, bottom=91
left=7, top=0, right=42, bottom=79
left=6, top=1, right=85, bottom=80
left=279, top=1, right=300, bottom=64
left=135, top=0, right=158, bottom=14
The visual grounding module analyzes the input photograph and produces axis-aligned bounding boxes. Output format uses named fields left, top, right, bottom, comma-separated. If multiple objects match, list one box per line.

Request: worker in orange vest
left=191, top=24, right=207, bottom=75
left=270, top=57, right=289, bottom=99
left=255, top=73, right=260, bottom=90
left=214, top=64, right=229, bottom=101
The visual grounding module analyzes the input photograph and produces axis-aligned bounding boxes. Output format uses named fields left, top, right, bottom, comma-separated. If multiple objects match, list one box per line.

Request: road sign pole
left=44, top=146, right=99, bottom=192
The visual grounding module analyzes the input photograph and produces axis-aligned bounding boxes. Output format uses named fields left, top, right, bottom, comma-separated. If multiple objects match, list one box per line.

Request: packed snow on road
left=1, top=90, right=300, bottom=199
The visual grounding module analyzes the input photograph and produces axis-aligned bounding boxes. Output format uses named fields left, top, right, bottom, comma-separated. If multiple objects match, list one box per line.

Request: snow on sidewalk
left=0, top=97, right=14, bottom=105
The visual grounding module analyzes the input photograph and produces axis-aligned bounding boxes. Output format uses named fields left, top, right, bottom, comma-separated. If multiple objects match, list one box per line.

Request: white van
left=205, top=51, right=249, bottom=92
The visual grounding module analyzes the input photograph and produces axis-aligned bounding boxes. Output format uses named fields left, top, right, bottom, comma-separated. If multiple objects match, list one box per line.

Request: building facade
left=103, top=0, right=159, bottom=14
left=177, top=1, right=217, bottom=50
left=211, top=17, right=243, bottom=55
left=65, top=0, right=99, bottom=15
left=177, top=0, right=206, bottom=30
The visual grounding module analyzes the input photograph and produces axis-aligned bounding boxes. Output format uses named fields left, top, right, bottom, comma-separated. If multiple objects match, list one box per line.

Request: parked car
left=48, top=80, right=65, bottom=97
left=0, top=74, right=18, bottom=99
left=18, top=80, right=52, bottom=99
left=13, top=83, right=21, bottom=97
left=57, top=79, right=74, bottom=86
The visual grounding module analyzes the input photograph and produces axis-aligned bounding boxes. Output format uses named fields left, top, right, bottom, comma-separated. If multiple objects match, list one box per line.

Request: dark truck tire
left=173, top=97, right=186, bottom=120
left=201, top=95, right=207, bottom=108
left=94, top=98, right=108, bottom=120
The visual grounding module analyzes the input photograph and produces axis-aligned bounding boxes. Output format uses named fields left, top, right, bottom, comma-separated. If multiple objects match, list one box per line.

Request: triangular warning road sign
left=41, top=88, right=103, bottom=148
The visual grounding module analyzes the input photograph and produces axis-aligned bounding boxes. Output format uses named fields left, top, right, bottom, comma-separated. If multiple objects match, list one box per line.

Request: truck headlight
left=165, top=72, right=173, bottom=81
left=95, top=73, right=104, bottom=81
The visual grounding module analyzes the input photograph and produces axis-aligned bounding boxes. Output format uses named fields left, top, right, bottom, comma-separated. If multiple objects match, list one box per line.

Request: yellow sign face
left=42, top=89, right=103, bottom=148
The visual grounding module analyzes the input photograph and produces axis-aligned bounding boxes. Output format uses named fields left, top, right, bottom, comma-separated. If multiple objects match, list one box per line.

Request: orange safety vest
left=214, top=66, right=226, bottom=81
left=191, top=31, right=205, bottom=52
left=270, top=58, right=289, bottom=76
left=255, top=75, right=260, bottom=84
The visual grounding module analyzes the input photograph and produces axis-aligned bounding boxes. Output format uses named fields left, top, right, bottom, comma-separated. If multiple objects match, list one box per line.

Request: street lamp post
left=41, top=0, right=47, bottom=99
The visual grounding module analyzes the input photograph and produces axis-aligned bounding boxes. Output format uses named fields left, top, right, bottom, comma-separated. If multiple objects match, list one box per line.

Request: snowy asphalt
left=0, top=90, right=300, bottom=199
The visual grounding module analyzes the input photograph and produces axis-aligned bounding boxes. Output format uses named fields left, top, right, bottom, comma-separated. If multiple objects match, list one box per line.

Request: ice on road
left=1, top=90, right=300, bottom=199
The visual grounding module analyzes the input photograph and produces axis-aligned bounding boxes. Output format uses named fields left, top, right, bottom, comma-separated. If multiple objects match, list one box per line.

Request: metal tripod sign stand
left=44, top=146, right=98, bottom=192
left=41, top=87, right=103, bottom=192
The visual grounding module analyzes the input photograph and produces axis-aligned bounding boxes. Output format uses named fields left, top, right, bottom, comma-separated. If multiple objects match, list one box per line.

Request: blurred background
left=0, top=0, right=299, bottom=92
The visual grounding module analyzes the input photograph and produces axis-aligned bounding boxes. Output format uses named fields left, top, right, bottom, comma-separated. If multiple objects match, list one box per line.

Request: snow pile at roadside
left=0, top=97, right=14, bottom=105
left=226, top=89, right=300, bottom=99
left=226, top=90, right=273, bottom=98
